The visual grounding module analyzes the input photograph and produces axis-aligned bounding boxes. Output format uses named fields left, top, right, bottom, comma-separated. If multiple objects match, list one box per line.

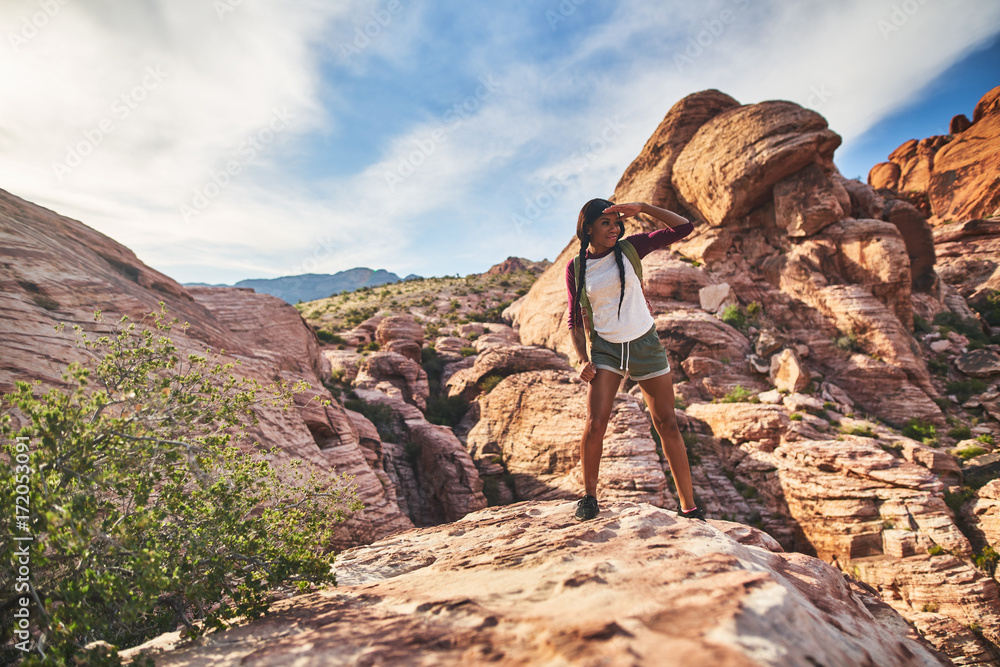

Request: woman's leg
left=579, top=368, right=622, bottom=497
left=638, top=372, right=697, bottom=511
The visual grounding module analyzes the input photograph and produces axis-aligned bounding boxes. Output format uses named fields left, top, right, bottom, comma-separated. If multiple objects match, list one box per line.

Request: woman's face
left=588, top=212, right=621, bottom=248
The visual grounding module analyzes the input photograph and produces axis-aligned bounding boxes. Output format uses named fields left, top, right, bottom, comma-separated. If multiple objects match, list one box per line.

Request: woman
left=566, top=198, right=703, bottom=521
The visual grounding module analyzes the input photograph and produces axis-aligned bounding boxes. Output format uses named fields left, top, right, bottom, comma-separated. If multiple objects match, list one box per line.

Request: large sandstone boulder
left=122, top=501, right=951, bottom=667
left=466, top=370, right=670, bottom=507
left=354, top=351, right=430, bottom=411
left=672, top=101, right=842, bottom=227
left=516, top=90, right=739, bottom=358
left=375, top=313, right=424, bottom=363
left=612, top=89, right=739, bottom=219
left=445, top=342, right=571, bottom=401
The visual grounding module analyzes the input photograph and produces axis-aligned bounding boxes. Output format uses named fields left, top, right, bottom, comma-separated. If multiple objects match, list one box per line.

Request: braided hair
left=574, top=198, right=627, bottom=326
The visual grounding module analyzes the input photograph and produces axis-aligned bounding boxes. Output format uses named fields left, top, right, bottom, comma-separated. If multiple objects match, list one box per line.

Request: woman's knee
left=584, top=415, right=610, bottom=435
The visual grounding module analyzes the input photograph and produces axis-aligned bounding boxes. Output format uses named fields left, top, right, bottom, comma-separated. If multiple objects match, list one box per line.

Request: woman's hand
left=602, top=202, right=643, bottom=218
left=578, top=361, right=596, bottom=383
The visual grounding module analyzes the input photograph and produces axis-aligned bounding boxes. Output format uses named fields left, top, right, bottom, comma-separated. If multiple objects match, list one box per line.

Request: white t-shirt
left=584, top=252, right=653, bottom=343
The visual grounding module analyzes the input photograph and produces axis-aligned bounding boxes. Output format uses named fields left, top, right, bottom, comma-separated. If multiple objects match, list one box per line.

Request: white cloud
left=0, top=0, right=997, bottom=283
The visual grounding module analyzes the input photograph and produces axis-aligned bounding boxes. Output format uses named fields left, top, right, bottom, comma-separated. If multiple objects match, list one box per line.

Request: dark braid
left=613, top=239, right=626, bottom=318
left=574, top=232, right=589, bottom=326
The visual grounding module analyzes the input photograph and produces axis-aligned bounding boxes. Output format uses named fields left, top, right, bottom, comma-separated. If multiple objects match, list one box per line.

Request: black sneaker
left=678, top=507, right=705, bottom=521
left=575, top=495, right=599, bottom=521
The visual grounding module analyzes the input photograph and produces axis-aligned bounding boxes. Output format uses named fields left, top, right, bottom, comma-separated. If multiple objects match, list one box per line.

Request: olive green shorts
left=590, top=325, right=671, bottom=381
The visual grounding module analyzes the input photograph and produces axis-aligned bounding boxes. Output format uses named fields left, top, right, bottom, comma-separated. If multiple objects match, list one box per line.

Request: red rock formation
left=352, top=388, right=487, bottom=525
left=121, top=501, right=951, bottom=667
left=672, top=101, right=842, bottom=227
left=869, top=85, right=1000, bottom=224
left=683, top=401, right=1000, bottom=662
left=354, top=350, right=430, bottom=410
left=0, top=187, right=412, bottom=550
left=465, top=370, right=670, bottom=507
left=375, top=313, right=424, bottom=363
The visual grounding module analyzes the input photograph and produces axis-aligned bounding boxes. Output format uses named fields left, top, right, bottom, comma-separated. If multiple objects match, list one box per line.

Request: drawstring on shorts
left=620, top=340, right=630, bottom=373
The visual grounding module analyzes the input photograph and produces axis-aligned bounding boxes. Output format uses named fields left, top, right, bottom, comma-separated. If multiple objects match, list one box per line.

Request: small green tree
left=0, top=307, right=361, bottom=665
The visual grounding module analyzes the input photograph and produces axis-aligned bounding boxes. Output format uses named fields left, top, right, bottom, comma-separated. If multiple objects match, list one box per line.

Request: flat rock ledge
left=123, top=501, right=948, bottom=666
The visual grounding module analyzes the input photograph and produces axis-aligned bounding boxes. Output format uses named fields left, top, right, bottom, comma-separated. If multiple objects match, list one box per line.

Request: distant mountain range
left=187, top=268, right=420, bottom=304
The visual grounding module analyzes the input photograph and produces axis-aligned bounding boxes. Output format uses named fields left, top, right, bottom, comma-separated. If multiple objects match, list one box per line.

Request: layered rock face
left=518, top=89, right=947, bottom=426
left=869, top=85, right=1000, bottom=224
left=0, top=188, right=412, bottom=550
left=122, top=501, right=949, bottom=667
left=509, top=89, right=1000, bottom=663
left=466, top=370, right=670, bottom=507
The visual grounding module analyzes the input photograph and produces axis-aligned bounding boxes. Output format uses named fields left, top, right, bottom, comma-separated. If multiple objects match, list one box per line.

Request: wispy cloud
left=0, top=0, right=997, bottom=283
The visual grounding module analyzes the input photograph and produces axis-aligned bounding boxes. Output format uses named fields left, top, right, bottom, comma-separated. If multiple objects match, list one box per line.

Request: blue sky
left=1, top=0, right=998, bottom=285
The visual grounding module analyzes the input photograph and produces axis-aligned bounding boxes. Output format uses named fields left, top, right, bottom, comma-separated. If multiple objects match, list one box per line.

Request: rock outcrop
left=517, top=91, right=952, bottom=427
left=0, top=188, right=412, bottom=550
left=466, top=371, right=670, bottom=507
left=121, top=501, right=950, bottom=666
left=869, top=85, right=1000, bottom=223
left=352, top=388, right=487, bottom=526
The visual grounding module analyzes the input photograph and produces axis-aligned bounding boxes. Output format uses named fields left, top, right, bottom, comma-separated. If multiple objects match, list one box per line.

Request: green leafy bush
left=0, top=309, right=361, bottom=665
left=720, top=304, right=745, bottom=330
left=459, top=346, right=477, bottom=357
left=719, top=385, right=758, bottom=404
left=902, top=419, right=937, bottom=445
left=947, top=424, right=972, bottom=440
left=842, top=424, right=877, bottom=438
left=424, top=395, right=469, bottom=428
left=944, top=379, right=988, bottom=403
left=975, top=546, right=999, bottom=576
left=479, top=374, right=505, bottom=394
left=927, top=544, right=945, bottom=556
left=954, top=445, right=988, bottom=461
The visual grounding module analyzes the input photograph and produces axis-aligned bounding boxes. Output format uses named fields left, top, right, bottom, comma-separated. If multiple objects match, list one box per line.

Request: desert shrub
left=315, top=329, right=346, bottom=345
left=343, top=399, right=396, bottom=440
left=928, top=544, right=946, bottom=556
left=789, top=413, right=803, bottom=421
left=943, top=486, right=976, bottom=514
left=479, top=374, right=505, bottom=394
left=720, top=304, right=745, bottom=330
left=835, top=332, right=862, bottom=353
left=842, top=424, right=877, bottom=438
left=975, top=546, right=999, bottom=576
left=977, top=434, right=995, bottom=446
left=719, top=385, right=757, bottom=404
left=933, top=312, right=988, bottom=346
left=0, top=309, right=360, bottom=666
left=955, top=445, right=988, bottom=461
left=365, top=341, right=380, bottom=352
left=948, top=424, right=972, bottom=440
left=971, top=290, right=1000, bottom=327
left=425, top=395, right=469, bottom=428
left=945, top=379, right=988, bottom=404
left=902, top=419, right=937, bottom=445
left=459, top=346, right=477, bottom=357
